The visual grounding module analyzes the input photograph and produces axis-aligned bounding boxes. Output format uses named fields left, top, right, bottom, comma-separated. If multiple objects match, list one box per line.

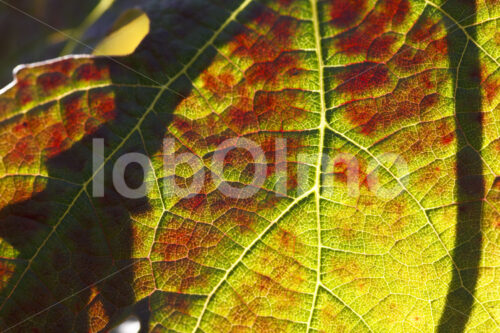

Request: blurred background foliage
left=0, top=0, right=148, bottom=87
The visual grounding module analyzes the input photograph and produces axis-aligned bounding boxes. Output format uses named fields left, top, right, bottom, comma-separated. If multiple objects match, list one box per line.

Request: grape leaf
left=0, top=0, right=499, bottom=332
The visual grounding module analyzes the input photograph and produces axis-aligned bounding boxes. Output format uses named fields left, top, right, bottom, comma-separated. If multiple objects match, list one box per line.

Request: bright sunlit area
left=110, top=316, right=140, bottom=333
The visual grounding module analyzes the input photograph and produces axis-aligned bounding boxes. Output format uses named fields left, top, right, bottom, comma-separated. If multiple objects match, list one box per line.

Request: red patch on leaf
left=493, top=177, right=500, bottom=190
left=393, top=0, right=410, bottom=25
left=75, top=63, right=106, bottom=81
left=420, top=93, right=439, bottom=112
left=251, top=5, right=276, bottom=27
left=90, top=91, right=117, bottom=121
left=430, top=38, right=449, bottom=56
left=438, top=121, right=455, bottom=146
left=345, top=99, right=419, bottom=136
left=333, top=159, right=354, bottom=184
left=0, top=261, right=14, bottom=281
left=271, top=17, right=293, bottom=45
left=368, top=34, right=399, bottom=61
left=13, top=121, right=29, bottom=134
left=393, top=38, right=448, bottom=71
left=330, top=0, right=367, bottom=28
left=44, top=124, right=70, bottom=158
left=279, top=229, right=296, bottom=253
left=246, top=53, right=298, bottom=85
left=484, top=77, right=500, bottom=103
left=337, top=63, right=389, bottom=95
left=61, top=95, right=86, bottom=139
left=37, top=72, right=68, bottom=93
left=408, top=16, right=442, bottom=44
left=254, top=90, right=306, bottom=129
left=201, top=72, right=235, bottom=97
left=345, top=101, right=377, bottom=135
left=441, top=133, right=454, bottom=145
left=494, top=140, right=500, bottom=153
left=225, top=106, right=258, bottom=133
left=47, top=59, right=73, bottom=75
left=335, top=0, right=409, bottom=56
left=164, top=293, right=194, bottom=315
left=16, top=79, right=33, bottom=105
left=10, top=137, right=36, bottom=163
left=393, top=47, right=425, bottom=69
left=495, top=31, right=500, bottom=46
left=178, top=193, right=206, bottom=212
left=230, top=13, right=294, bottom=63
left=229, top=210, right=258, bottom=234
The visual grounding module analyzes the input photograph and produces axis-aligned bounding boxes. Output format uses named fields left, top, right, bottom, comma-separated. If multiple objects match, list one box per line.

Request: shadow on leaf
left=0, top=0, right=248, bottom=330
left=438, top=0, right=484, bottom=331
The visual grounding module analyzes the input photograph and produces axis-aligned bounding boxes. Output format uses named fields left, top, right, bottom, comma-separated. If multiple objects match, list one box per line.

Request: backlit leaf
left=0, top=0, right=499, bottom=332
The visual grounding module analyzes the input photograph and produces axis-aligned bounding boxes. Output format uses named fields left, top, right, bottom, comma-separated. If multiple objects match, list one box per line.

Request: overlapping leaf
left=0, top=0, right=499, bottom=332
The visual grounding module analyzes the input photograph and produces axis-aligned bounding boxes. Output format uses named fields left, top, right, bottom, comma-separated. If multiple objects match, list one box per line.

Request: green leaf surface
left=0, top=0, right=499, bottom=332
